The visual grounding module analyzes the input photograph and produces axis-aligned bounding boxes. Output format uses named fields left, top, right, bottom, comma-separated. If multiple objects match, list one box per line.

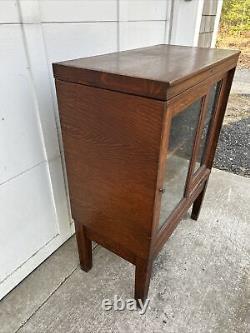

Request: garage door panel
left=0, top=162, right=58, bottom=283
left=0, top=24, right=45, bottom=184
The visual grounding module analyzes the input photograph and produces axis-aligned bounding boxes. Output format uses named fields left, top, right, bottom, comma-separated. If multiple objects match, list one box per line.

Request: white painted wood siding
left=170, top=0, right=204, bottom=47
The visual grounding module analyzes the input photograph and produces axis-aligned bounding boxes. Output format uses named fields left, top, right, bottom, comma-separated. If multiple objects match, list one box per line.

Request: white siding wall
left=170, top=0, right=204, bottom=47
left=198, top=0, right=223, bottom=48
left=0, top=0, right=172, bottom=299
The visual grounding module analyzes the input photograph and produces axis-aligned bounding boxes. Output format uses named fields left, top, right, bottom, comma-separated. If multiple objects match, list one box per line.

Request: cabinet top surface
left=53, top=44, right=239, bottom=100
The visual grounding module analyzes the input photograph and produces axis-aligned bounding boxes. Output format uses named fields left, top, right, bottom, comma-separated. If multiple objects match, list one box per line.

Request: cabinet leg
left=74, top=220, right=92, bottom=272
left=134, top=257, right=152, bottom=306
left=191, top=181, right=208, bottom=221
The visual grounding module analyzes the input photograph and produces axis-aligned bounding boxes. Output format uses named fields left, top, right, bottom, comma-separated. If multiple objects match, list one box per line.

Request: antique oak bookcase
left=53, top=45, right=239, bottom=304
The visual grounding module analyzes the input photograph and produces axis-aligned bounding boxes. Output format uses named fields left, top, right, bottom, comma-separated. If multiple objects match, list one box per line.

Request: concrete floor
left=0, top=169, right=249, bottom=333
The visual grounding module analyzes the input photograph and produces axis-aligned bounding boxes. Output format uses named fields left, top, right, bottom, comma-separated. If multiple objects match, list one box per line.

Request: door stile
left=184, top=93, right=210, bottom=196
left=203, top=68, right=236, bottom=169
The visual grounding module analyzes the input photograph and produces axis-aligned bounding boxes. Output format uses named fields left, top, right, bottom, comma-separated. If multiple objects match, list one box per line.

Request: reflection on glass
left=194, top=81, right=221, bottom=172
left=159, top=99, right=202, bottom=228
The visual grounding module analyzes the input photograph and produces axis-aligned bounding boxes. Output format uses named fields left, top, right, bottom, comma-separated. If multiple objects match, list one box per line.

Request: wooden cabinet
left=53, top=44, right=239, bottom=304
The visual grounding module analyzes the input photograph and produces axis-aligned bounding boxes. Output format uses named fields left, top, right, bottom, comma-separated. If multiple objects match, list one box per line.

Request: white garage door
left=0, top=0, right=171, bottom=299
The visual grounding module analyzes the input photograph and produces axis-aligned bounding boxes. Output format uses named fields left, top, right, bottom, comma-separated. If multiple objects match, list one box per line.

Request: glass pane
left=194, top=81, right=221, bottom=172
left=158, top=99, right=202, bottom=228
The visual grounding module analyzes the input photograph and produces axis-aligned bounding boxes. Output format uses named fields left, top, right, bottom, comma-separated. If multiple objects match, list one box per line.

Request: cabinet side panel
left=55, top=80, right=164, bottom=259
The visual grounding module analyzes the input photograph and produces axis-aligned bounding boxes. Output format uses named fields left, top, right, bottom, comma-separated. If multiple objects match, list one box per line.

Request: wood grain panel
left=53, top=44, right=239, bottom=100
left=56, top=80, right=164, bottom=259
left=54, top=44, right=239, bottom=303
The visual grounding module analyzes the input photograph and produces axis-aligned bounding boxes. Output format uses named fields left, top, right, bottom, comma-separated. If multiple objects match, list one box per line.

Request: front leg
left=134, top=257, right=153, bottom=306
left=74, top=220, right=92, bottom=271
left=191, top=181, right=208, bottom=221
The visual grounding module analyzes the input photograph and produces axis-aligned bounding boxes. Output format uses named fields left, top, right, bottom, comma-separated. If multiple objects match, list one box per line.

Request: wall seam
left=37, top=0, right=73, bottom=227
left=0, top=19, right=168, bottom=25
left=117, top=0, right=120, bottom=51
left=165, top=0, right=174, bottom=44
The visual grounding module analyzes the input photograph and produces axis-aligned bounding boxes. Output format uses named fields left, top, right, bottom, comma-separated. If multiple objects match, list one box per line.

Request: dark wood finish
left=134, top=257, right=153, bottom=305
left=56, top=80, right=164, bottom=263
left=53, top=44, right=239, bottom=305
left=75, top=220, right=92, bottom=271
left=204, top=69, right=236, bottom=168
left=151, top=107, right=172, bottom=238
left=184, top=95, right=209, bottom=195
left=153, top=168, right=211, bottom=257
left=191, top=68, right=236, bottom=220
left=191, top=180, right=208, bottom=220
left=53, top=44, right=238, bottom=100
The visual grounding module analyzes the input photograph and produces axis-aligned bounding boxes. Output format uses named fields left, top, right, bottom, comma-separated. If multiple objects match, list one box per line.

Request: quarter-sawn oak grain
left=54, top=44, right=239, bottom=305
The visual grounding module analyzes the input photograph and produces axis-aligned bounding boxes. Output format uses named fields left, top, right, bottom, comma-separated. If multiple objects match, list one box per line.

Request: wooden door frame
left=151, top=66, right=236, bottom=258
